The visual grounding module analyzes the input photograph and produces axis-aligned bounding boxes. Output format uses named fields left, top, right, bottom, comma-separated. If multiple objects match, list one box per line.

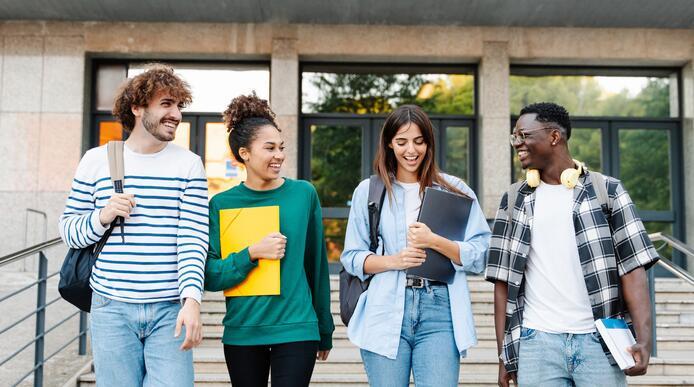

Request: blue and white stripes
left=58, top=143, right=209, bottom=304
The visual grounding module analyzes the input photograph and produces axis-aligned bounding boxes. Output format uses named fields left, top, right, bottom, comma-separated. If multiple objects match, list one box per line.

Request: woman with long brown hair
left=340, top=104, right=491, bottom=386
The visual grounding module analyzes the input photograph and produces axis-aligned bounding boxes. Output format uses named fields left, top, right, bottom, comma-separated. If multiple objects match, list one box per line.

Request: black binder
left=406, top=187, right=473, bottom=284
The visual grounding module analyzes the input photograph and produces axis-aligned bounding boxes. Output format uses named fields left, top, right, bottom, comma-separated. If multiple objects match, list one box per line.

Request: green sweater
left=204, top=178, right=334, bottom=350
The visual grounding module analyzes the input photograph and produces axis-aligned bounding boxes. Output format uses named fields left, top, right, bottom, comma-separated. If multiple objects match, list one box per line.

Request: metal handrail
left=0, top=237, right=62, bottom=268
left=649, top=232, right=694, bottom=286
left=0, top=238, right=89, bottom=387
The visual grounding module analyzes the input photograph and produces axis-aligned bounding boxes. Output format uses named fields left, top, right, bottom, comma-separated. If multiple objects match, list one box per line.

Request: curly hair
left=112, top=63, right=192, bottom=132
left=222, top=92, right=279, bottom=164
left=520, top=102, right=572, bottom=140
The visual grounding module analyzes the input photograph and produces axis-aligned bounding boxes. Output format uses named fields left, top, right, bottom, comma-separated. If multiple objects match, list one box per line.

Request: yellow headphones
left=526, top=159, right=584, bottom=189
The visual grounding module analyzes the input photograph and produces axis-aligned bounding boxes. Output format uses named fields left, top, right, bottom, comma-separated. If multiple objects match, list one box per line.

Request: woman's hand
left=407, top=222, right=436, bottom=249
left=248, top=232, right=287, bottom=261
left=388, top=246, right=426, bottom=270
left=317, top=350, right=330, bottom=361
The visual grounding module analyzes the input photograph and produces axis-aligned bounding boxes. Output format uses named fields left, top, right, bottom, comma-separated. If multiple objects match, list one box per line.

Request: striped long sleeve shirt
left=58, top=143, right=209, bottom=304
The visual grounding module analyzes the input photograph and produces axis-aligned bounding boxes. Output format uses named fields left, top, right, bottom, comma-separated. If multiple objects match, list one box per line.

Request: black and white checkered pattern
left=485, top=171, right=659, bottom=373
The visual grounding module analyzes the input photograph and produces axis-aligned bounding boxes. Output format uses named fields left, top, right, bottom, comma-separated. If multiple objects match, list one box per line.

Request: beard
left=142, top=110, right=175, bottom=142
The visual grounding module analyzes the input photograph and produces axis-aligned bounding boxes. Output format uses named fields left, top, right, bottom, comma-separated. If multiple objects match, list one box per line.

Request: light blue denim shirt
left=340, top=174, right=491, bottom=359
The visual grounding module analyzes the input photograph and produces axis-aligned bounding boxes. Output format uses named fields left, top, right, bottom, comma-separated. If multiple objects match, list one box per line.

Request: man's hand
left=317, top=350, right=330, bottom=361
left=498, top=362, right=517, bottom=387
left=99, top=193, right=136, bottom=226
left=175, top=298, right=202, bottom=351
left=625, top=342, right=650, bottom=376
left=407, top=222, right=435, bottom=249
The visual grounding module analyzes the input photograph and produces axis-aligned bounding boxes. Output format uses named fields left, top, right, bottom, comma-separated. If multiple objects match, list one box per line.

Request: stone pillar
left=682, top=59, right=694, bottom=270
left=271, top=37, right=299, bottom=179
left=478, top=41, right=510, bottom=217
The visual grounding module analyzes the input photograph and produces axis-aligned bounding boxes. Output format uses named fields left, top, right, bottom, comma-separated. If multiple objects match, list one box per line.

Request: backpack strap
left=107, top=141, right=125, bottom=242
left=367, top=175, right=386, bottom=254
left=589, top=171, right=610, bottom=212
left=107, top=141, right=125, bottom=192
left=506, top=181, right=524, bottom=223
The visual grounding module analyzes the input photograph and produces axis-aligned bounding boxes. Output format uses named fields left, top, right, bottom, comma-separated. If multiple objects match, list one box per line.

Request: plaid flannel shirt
left=485, top=171, right=659, bottom=373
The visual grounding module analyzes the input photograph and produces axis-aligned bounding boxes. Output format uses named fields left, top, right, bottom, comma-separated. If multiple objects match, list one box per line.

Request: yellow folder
left=219, top=206, right=280, bottom=297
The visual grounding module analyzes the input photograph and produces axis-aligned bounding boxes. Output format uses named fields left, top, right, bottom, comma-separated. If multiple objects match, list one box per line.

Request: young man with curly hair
left=486, top=102, right=658, bottom=387
left=59, top=64, right=208, bottom=386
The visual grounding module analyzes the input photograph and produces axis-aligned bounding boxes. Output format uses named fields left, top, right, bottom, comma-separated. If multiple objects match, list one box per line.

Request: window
left=301, top=64, right=477, bottom=263
left=509, top=67, right=683, bottom=269
left=91, top=61, right=270, bottom=197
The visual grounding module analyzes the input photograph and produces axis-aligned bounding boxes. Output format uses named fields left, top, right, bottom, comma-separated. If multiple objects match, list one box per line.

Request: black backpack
left=59, top=141, right=123, bottom=312
left=338, top=175, right=386, bottom=326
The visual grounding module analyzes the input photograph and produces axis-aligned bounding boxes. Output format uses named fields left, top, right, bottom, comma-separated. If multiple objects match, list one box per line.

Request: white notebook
left=595, top=318, right=636, bottom=370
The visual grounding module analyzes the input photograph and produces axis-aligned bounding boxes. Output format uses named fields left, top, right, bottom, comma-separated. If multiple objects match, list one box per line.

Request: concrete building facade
left=0, top=20, right=693, bottom=269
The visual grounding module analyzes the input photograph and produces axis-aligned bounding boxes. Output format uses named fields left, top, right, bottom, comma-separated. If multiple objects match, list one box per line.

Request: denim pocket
left=91, top=292, right=112, bottom=310
left=431, top=286, right=450, bottom=305
left=589, top=331, right=602, bottom=344
left=519, top=327, right=537, bottom=341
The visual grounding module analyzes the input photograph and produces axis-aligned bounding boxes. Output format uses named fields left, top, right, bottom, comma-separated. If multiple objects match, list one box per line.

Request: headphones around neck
left=526, top=159, right=584, bottom=189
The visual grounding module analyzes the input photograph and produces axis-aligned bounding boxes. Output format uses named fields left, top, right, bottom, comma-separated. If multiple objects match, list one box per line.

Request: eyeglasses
left=509, top=127, right=556, bottom=146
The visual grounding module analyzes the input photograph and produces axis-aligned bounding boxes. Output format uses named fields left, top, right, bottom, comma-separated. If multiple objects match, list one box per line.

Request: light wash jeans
left=360, top=285, right=460, bottom=387
left=90, top=292, right=194, bottom=387
left=517, top=327, right=626, bottom=387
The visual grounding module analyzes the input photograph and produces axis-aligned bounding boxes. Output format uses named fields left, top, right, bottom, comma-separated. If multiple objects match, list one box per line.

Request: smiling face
left=513, top=113, right=558, bottom=171
left=238, top=125, right=285, bottom=182
left=389, top=122, right=428, bottom=183
left=135, top=90, right=183, bottom=142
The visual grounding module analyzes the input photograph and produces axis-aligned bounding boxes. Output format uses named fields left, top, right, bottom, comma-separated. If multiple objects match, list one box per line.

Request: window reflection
left=323, top=218, right=348, bottom=262
left=310, top=124, right=362, bottom=207
left=510, top=75, right=674, bottom=118
left=569, top=128, right=602, bottom=172
left=619, top=129, right=671, bottom=211
left=303, top=73, right=474, bottom=115
left=445, top=126, right=470, bottom=182
left=205, top=122, right=246, bottom=197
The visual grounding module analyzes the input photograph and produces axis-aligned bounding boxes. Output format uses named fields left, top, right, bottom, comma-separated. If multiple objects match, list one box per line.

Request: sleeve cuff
left=180, top=287, right=202, bottom=305
left=231, top=247, right=258, bottom=275
left=352, top=251, right=373, bottom=281
left=91, top=209, right=109, bottom=236
left=319, top=332, right=333, bottom=351
left=457, top=241, right=485, bottom=274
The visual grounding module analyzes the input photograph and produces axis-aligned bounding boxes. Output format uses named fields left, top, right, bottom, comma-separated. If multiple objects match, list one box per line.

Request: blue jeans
left=517, top=327, right=626, bottom=387
left=90, top=293, right=194, bottom=387
left=360, top=285, right=460, bottom=387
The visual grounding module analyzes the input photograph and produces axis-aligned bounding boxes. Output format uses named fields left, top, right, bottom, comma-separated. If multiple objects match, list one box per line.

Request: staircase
left=78, top=275, right=694, bottom=386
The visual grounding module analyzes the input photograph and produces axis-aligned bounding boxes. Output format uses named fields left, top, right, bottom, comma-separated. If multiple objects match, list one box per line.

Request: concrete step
left=75, top=372, right=694, bottom=387
left=189, top=346, right=694, bottom=377
left=655, top=300, right=694, bottom=313
left=198, top=321, right=694, bottom=338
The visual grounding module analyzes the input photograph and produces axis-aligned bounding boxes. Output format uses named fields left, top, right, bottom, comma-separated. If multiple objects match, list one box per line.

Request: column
left=271, top=37, right=299, bottom=179
left=478, top=41, right=511, bottom=217
left=682, top=59, right=694, bottom=269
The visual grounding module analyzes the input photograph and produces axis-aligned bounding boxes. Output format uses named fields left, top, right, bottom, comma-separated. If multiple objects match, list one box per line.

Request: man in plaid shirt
left=486, top=102, right=659, bottom=387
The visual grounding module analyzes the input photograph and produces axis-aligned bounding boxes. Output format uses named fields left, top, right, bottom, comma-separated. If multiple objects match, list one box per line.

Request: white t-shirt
left=399, top=181, right=421, bottom=227
left=522, top=181, right=595, bottom=334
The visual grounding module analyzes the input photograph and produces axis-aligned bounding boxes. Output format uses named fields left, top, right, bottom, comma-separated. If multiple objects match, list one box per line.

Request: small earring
left=552, top=142, right=556, bottom=145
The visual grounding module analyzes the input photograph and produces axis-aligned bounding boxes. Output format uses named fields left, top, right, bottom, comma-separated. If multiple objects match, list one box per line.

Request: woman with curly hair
left=204, top=93, right=334, bottom=387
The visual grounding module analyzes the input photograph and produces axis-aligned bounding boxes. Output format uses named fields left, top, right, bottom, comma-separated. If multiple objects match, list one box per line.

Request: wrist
left=248, top=245, right=259, bottom=262
left=429, top=233, right=442, bottom=249
left=384, top=254, right=396, bottom=270
left=184, top=297, right=200, bottom=307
